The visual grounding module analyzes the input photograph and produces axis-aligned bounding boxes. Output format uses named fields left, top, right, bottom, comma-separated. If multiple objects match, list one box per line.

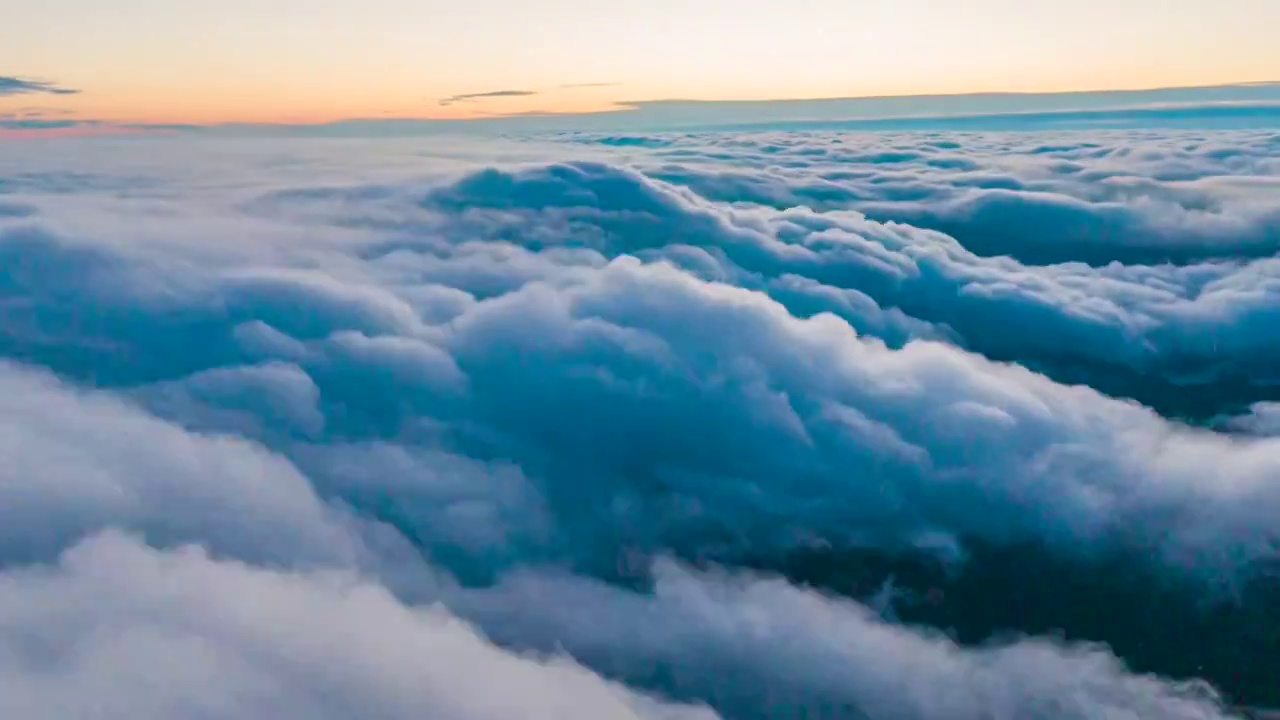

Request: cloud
left=3, top=194, right=1278, bottom=706
left=0, top=107, right=75, bottom=121
left=0, top=530, right=1241, bottom=720
left=0, top=531, right=718, bottom=720
left=1214, top=402, right=1280, bottom=437
left=439, top=89, right=538, bottom=106
left=0, top=118, right=92, bottom=130
left=0, top=361, right=361, bottom=568
left=4, top=128, right=1280, bottom=714
left=0, top=76, right=78, bottom=97
left=215, top=101, right=1280, bottom=137
left=15, top=151, right=1280, bottom=578
left=630, top=131, right=1280, bottom=266
left=269, top=154, right=1280, bottom=419
left=449, top=560, right=1235, bottom=720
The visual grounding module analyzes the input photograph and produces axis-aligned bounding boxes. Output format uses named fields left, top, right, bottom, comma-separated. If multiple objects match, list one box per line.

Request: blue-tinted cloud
left=450, top=560, right=1235, bottom=720
left=1214, top=402, right=1280, bottom=437
left=0, top=76, right=79, bottom=97
left=2, top=128, right=1279, bottom=716
left=259, top=151, right=1280, bottom=419
left=0, top=118, right=91, bottom=130
left=622, top=130, right=1280, bottom=265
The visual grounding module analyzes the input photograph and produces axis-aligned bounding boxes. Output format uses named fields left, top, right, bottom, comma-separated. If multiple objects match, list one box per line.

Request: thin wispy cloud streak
left=0, top=76, right=79, bottom=96
left=438, top=89, right=538, bottom=106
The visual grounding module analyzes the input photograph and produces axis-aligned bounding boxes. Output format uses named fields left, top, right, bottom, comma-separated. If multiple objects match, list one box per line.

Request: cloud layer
left=1, top=127, right=1277, bottom=717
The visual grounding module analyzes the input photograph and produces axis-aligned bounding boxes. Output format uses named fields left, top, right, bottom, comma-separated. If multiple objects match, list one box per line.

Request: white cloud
left=0, top=532, right=717, bottom=720
left=0, top=362, right=359, bottom=568
left=450, top=559, right=1234, bottom=720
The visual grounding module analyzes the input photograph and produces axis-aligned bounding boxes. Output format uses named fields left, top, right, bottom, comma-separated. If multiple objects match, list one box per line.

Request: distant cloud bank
left=228, top=81, right=1280, bottom=137
left=5, top=80, right=1279, bottom=138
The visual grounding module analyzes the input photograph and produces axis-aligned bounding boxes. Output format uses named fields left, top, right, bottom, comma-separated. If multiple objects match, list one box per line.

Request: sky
left=2, top=0, right=1279, bottom=126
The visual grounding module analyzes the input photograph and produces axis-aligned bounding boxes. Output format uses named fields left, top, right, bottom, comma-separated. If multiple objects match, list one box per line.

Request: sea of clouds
left=1, top=127, right=1278, bottom=719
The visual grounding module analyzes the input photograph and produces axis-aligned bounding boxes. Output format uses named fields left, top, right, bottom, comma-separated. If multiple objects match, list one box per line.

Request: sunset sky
left=3, top=0, right=1279, bottom=125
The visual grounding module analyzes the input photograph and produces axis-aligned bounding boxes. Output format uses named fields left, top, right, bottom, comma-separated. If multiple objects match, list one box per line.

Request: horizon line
left=4, top=78, right=1280, bottom=138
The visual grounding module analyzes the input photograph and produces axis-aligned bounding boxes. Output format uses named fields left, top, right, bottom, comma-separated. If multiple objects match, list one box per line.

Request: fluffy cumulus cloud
left=252, top=150, right=1280, bottom=419
left=0, top=532, right=716, bottom=720
left=0, top=128, right=1277, bottom=717
left=451, top=561, right=1234, bottom=720
left=0, top=361, right=359, bottom=568
left=624, top=130, right=1280, bottom=265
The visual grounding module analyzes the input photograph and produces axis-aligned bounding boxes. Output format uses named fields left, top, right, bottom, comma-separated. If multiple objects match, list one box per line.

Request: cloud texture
left=0, top=127, right=1277, bottom=717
